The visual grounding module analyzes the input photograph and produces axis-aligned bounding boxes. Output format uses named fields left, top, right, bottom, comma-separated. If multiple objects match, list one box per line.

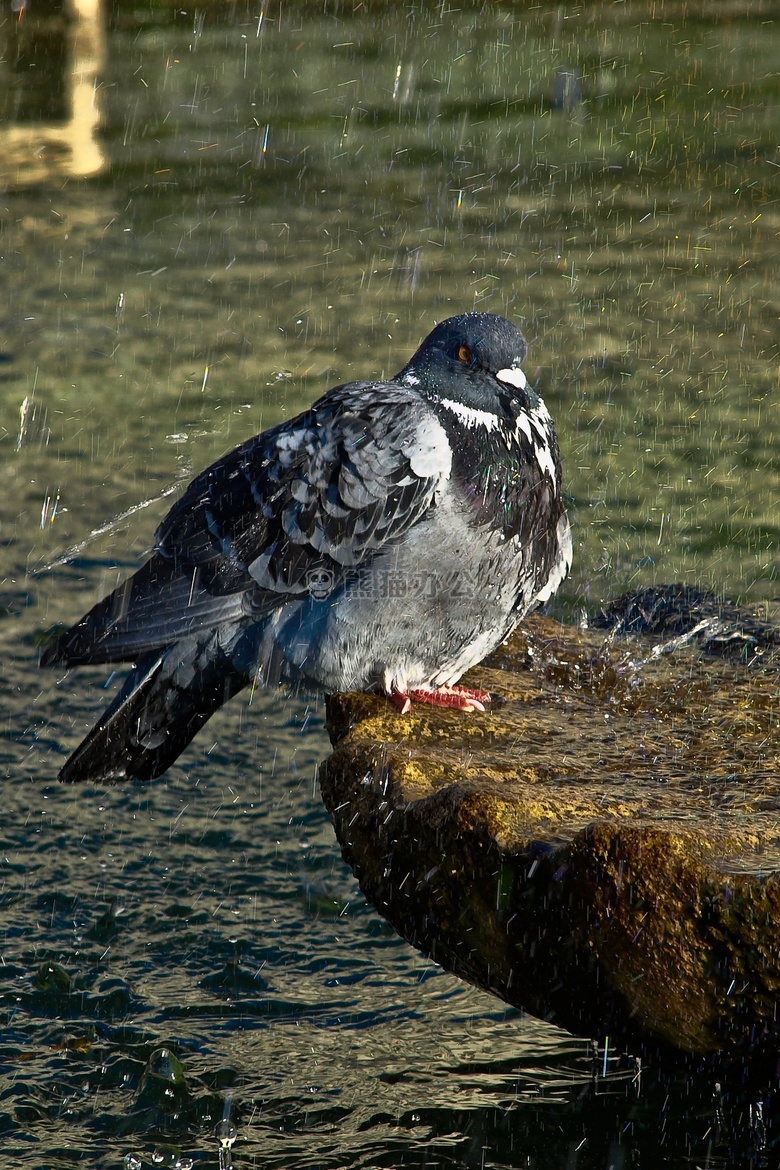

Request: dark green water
left=1, top=0, right=778, bottom=1165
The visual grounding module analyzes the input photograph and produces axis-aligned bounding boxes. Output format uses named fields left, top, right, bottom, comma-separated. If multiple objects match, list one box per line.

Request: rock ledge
left=319, top=594, right=780, bottom=1059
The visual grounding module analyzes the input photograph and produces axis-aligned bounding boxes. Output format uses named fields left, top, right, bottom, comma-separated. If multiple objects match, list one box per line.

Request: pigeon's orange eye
left=457, top=345, right=473, bottom=364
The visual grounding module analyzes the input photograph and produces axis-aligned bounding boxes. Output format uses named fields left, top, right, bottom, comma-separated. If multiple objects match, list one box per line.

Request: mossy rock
left=319, top=588, right=780, bottom=1061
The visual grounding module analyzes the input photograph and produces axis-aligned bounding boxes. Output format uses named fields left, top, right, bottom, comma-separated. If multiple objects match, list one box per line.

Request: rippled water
left=1, top=0, right=779, bottom=1165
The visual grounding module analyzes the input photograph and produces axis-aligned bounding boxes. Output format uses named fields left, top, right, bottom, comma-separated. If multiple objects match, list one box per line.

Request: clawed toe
left=389, top=685, right=491, bottom=714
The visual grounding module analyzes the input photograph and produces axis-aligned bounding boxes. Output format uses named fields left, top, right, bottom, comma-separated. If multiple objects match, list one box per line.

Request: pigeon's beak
left=495, top=365, right=527, bottom=391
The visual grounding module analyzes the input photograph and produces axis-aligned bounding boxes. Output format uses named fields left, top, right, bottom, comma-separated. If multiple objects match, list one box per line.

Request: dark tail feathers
left=59, top=648, right=248, bottom=784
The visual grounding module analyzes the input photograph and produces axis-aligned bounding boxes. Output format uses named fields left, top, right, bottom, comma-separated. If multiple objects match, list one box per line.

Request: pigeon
left=41, top=312, right=572, bottom=784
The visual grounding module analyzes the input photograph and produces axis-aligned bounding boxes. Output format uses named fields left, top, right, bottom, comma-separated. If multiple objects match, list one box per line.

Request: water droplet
left=144, top=1047, right=187, bottom=1085
left=150, top=1150, right=183, bottom=1168
left=216, top=1121, right=237, bottom=1150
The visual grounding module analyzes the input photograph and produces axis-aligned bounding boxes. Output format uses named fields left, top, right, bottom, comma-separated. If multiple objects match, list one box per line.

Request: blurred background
left=1, top=1, right=778, bottom=1166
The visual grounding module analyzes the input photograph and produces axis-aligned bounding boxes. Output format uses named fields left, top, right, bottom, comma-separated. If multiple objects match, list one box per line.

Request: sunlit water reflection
left=1, top=0, right=779, bottom=1164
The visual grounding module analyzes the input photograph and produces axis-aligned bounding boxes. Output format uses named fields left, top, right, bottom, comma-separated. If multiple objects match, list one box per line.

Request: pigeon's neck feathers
left=396, top=358, right=504, bottom=420
left=435, top=397, right=502, bottom=433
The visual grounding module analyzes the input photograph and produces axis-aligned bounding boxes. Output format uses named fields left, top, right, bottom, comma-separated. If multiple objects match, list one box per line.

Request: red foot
left=389, top=685, right=491, bottom=714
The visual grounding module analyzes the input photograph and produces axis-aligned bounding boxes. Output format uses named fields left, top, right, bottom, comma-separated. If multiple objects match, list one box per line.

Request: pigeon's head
left=396, top=313, right=531, bottom=420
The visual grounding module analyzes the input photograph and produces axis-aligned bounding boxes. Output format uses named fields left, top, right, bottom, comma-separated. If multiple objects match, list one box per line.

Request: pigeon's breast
left=255, top=491, right=532, bottom=695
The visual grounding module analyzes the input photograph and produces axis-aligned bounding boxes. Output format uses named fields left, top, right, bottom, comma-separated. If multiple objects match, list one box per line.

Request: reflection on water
left=1, top=0, right=779, bottom=1165
left=0, top=0, right=106, bottom=184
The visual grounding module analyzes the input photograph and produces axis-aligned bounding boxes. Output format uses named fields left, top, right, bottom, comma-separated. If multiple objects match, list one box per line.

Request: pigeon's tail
left=59, top=645, right=249, bottom=784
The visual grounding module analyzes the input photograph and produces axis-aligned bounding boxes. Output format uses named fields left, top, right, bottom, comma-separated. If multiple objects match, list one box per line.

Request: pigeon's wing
left=38, top=553, right=249, bottom=668
left=174, top=382, right=452, bottom=597
left=41, top=383, right=451, bottom=667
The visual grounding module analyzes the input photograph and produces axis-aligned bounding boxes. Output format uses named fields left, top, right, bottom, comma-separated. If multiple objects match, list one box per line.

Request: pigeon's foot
left=389, top=685, right=491, bottom=715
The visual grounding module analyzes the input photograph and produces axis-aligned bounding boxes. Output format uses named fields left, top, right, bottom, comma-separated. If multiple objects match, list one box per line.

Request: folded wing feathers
left=42, top=384, right=449, bottom=668
left=40, top=556, right=249, bottom=667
